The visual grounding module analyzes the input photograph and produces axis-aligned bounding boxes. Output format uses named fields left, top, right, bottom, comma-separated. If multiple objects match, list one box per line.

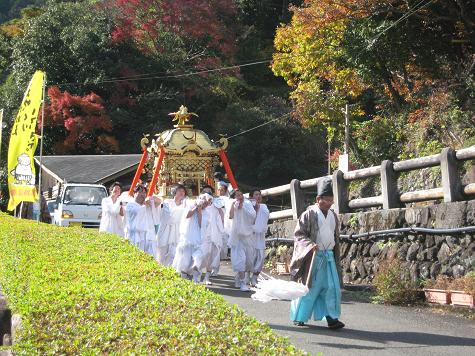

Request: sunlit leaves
left=0, top=213, right=304, bottom=354
left=272, top=0, right=365, bottom=125
left=42, top=86, right=119, bottom=154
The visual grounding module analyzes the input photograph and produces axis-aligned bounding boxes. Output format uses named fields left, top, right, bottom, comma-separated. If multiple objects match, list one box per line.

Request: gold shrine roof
left=153, top=126, right=228, bottom=156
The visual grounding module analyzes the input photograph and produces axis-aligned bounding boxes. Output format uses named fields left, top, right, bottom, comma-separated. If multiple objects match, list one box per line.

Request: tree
left=215, top=95, right=326, bottom=187
left=3, top=1, right=150, bottom=153
left=0, top=33, right=10, bottom=77
left=272, top=0, right=474, bottom=165
left=110, top=0, right=237, bottom=64
left=10, top=2, right=119, bottom=90
left=0, top=0, right=46, bottom=23
left=42, top=86, right=119, bottom=154
left=272, top=0, right=365, bottom=127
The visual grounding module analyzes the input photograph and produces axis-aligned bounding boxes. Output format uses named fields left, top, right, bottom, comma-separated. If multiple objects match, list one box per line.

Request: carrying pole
left=37, top=74, right=46, bottom=222
left=218, top=149, right=238, bottom=189
left=147, top=146, right=165, bottom=197
left=128, top=148, right=148, bottom=196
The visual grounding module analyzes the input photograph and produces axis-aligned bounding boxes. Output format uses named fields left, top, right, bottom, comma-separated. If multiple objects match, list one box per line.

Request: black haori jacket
left=289, top=205, right=343, bottom=288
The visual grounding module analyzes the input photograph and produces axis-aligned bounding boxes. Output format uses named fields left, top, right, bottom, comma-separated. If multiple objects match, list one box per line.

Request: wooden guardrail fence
left=258, top=146, right=475, bottom=221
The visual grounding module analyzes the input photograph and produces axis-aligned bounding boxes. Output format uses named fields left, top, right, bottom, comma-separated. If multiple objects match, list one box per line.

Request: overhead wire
left=56, top=59, right=273, bottom=87
left=222, top=1, right=439, bottom=140
left=54, top=0, right=436, bottom=88
left=226, top=112, right=292, bottom=140
left=365, top=0, right=435, bottom=50
left=47, top=1, right=438, bottom=143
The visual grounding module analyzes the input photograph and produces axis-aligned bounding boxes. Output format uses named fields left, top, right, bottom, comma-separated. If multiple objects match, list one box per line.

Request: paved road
left=208, top=262, right=475, bottom=356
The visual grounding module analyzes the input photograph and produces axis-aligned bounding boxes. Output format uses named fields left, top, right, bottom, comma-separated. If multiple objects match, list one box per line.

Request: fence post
left=381, top=160, right=400, bottom=209
left=290, top=179, right=306, bottom=219
left=332, top=170, right=349, bottom=214
left=440, top=147, right=463, bottom=202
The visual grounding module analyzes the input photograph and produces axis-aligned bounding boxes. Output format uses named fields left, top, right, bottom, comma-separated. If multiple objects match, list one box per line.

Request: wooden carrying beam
left=147, top=146, right=165, bottom=197
left=219, top=149, right=238, bottom=189
left=128, top=149, right=148, bottom=196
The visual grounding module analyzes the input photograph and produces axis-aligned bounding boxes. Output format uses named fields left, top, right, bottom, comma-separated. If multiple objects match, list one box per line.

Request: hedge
left=0, top=213, right=303, bottom=354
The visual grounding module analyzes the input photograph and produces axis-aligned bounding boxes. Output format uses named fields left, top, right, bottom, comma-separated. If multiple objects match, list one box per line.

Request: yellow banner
left=7, top=71, right=45, bottom=211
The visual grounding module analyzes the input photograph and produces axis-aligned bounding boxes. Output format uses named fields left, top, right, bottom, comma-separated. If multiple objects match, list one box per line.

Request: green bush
left=372, top=259, right=420, bottom=305
left=0, top=213, right=303, bottom=354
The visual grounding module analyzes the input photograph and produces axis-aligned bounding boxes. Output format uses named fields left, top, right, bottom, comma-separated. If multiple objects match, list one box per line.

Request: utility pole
left=344, top=103, right=349, bottom=154
left=338, top=104, right=350, bottom=172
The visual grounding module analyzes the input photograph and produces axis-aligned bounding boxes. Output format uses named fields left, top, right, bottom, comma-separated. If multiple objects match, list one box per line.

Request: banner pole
left=37, top=74, right=46, bottom=222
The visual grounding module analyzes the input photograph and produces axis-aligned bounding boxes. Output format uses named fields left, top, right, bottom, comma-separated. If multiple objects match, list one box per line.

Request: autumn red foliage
left=109, top=0, right=237, bottom=59
left=41, top=86, right=119, bottom=154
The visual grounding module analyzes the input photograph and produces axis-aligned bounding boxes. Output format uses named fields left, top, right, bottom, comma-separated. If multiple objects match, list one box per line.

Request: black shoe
left=293, top=321, right=305, bottom=327
left=328, top=320, right=345, bottom=330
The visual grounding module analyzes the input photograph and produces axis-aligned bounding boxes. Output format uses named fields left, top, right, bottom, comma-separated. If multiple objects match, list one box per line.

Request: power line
left=56, top=59, right=273, bottom=87
left=226, top=112, right=291, bottom=139
left=366, top=0, right=435, bottom=50
left=224, top=2, right=438, bottom=141
left=53, top=0, right=436, bottom=87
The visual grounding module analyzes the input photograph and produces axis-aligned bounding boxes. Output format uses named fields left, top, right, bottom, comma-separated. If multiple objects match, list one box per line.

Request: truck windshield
left=63, top=186, right=107, bottom=206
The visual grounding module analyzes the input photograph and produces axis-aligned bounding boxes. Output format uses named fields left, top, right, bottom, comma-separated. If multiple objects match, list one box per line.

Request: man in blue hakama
left=289, top=178, right=345, bottom=329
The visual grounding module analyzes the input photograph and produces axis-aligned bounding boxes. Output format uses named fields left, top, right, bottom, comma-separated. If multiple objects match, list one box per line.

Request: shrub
left=424, top=275, right=452, bottom=290
left=449, top=272, right=475, bottom=295
left=372, top=259, right=420, bottom=305
left=0, top=213, right=303, bottom=354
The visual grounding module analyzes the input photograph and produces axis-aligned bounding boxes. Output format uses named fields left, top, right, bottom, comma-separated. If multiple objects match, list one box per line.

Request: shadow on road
left=268, top=323, right=475, bottom=347
left=207, top=285, right=253, bottom=298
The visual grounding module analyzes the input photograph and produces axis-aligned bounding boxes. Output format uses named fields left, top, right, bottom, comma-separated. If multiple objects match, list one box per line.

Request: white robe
left=251, top=203, right=269, bottom=273
left=172, top=201, right=205, bottom=275
left=220, top=196, right=232, bottom=259
left=228, top=199, right=256, bottom=272
left=144, top=200, right=161, bottom=258
left=99, top=196, right=124, bottom=237
left=316, top=207, right=336, bottom=250
left=124, top=201, right=148, bottom=251
left=201, top=204, right=226, bottom=272
left=156, top=198, right=189, bottom=265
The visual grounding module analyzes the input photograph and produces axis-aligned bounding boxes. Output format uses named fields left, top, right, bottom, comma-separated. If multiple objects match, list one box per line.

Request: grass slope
left=0, top=213, right=303, bottom=354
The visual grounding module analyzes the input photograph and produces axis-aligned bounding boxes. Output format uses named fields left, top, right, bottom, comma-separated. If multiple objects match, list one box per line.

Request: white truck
left=51, top=183, right=108, bottom=228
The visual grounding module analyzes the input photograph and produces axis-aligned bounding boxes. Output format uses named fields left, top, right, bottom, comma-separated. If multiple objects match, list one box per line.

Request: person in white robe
left=200, top=186, right=226, bottom=284
left=124, top=185, right=149, bottom=251
left=99, top=182, right=124, bottom=237
left=156, top=184, right=190, bottom=266
left=249, top=189, right=270, bottom=287
left=144, top=194, right=161, bottom=258
left=217, top=181, right=231, bottom=260
left=172, top=194, right=213, bottom=283
left=228, top=189, right=256, bottom=292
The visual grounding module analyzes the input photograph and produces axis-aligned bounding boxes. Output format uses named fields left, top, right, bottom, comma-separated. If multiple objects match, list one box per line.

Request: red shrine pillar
left=219, top=149, right=238, bottom=189
left=128, top=149, right=149, bottom=196
left=147, top=146, right=165, bottom=197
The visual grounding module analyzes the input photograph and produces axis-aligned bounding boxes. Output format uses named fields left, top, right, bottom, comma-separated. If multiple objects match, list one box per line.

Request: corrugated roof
left=34, top=155, right=141, bottom=184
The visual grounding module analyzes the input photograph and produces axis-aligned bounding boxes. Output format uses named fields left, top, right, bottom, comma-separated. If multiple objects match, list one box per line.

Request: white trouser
left=252, top=248, right=265, bottom=273
left=156, top=243, right=177, bottom=266
left=201, top=241, right=221, bottom=271
left=230, top=238, right=255, bottom=273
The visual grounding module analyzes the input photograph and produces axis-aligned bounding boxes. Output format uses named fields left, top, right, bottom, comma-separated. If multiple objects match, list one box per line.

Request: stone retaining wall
left=267, top=200, right=475, bottom=284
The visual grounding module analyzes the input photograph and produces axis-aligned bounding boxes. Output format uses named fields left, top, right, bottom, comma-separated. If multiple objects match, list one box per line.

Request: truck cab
left=52, top=183, right=108, bottom=228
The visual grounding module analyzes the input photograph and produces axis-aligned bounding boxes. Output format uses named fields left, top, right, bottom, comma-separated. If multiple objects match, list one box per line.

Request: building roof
left=34, top=154, right=142, bottom=184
